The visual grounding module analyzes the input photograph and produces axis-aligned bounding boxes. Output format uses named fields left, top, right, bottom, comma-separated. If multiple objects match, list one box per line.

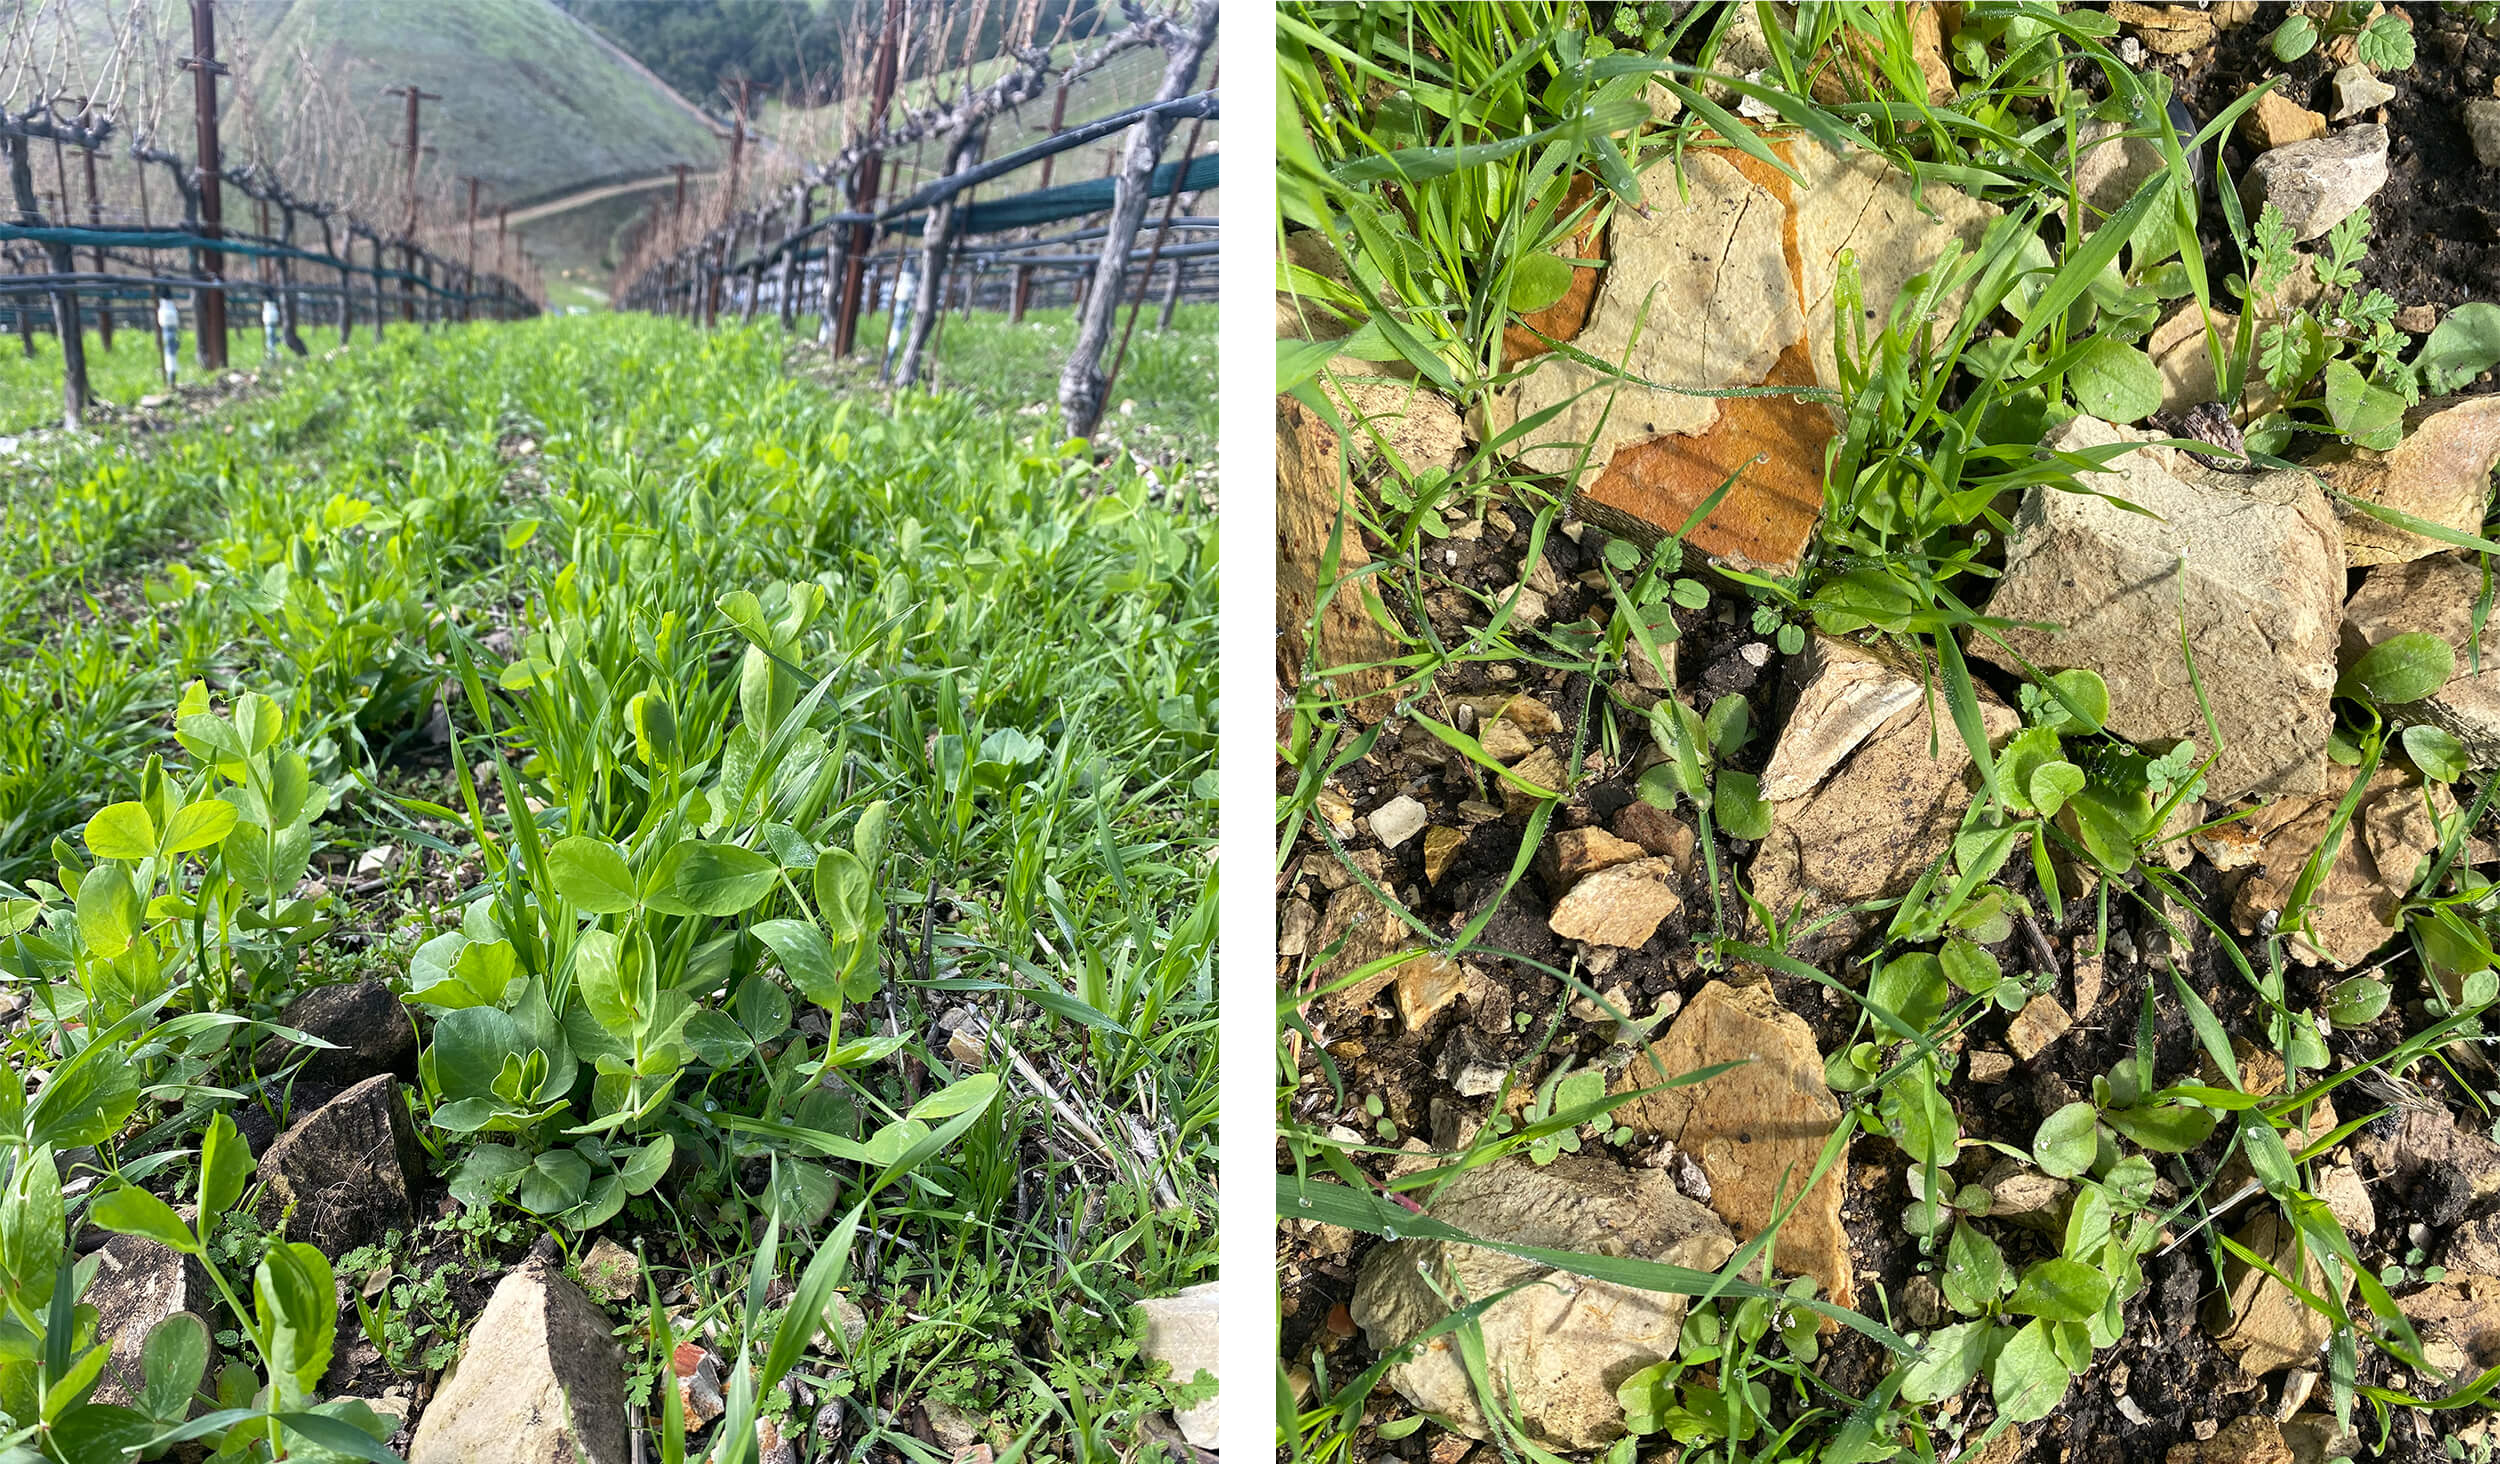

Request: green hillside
left=244, top=0, right=728, bottom=211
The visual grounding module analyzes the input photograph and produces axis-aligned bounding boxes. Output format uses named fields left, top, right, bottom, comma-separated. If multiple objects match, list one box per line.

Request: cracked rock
left=1350, top=1153, right=1735, bottom=1450
left=253, top=1074, right=426, bottom=1258
left=1974, top=415, right=2342, bottom=803
left=2344, top=553, right=2500, bottom=770
left=409, top=1252, right=630, bottom=1463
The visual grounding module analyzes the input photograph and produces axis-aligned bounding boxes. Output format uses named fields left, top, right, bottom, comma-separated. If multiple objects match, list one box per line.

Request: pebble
left=2466, top=100, right=2500, bottom=169
left=1368, top=795, right=1428, bottom=850
left=2331, top=64, right=2396, bottom=120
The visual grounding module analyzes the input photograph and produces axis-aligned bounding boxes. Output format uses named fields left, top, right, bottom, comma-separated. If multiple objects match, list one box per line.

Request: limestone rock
left=1491, top=141, right=1994, bottom=575
left=2313, top=396, right=2500, bottom=566
left=253, top=1074, right=426, bottom=1258
left=2169, top=1416, right=2293, bottom=1464
left=2231, top=768, right=2452, bottom=968
left=254, top=979, right=417, bottom=1088
left=1611, top=981, right=1852, bottom=1309
left=2280, top=1413, right=2364, bottom=1464
left=2466, top=101, right=2500, bottom=169
left=2444, top=1211, right=2500, bottom=1278
left=1547, top=826, right=1648, bottom=893
left=1395, top=956, right=1467, bottom=1032
left=1369, top=795, right=1428, bottom=850
left=2344, top=553, right=2500, bottom=769
left=409, top=1256, right=630, bottom=1464
left=2237, top=126, right=2390, bottom=242
left=1503, top=746, right=1569, bottom=817
left=2210, top=1208, right=2345, bottom=1376
left=2073, top=119, right=2167, bottom=221
left=1307, top=881, right=1406, bottom=1014
left=1974, top=415, right=2342, bottom=803
left=2006, top=995, right=2074, bottom=1061
left=82, top=1237, right=215, bottom=1407
left=1349, top=1153, right=1735, bottom=1450
left=578, top=1237, right=641, bottom=1305
left=1278, top=397, right=1399, bottom=723
left=1135, top=1282, right=1221, bottom=1450
left=2241, top=91, right=2327, bottom=150
left=2330, top=64, right=2395, bottom=120
left=672, top=1341, right=726, bottom=1430
left=1612, top=802, right=1696, bottom=870
left=1548, top=857, right=1680, bottom=949
left=1422, top=826, right=1465, bottom=885
left=1749, top=650, right=2017, bottom=962
left=2398, top=1273, right=2500, bottom=1375
left=1757, top=636, right=1924, bottom=802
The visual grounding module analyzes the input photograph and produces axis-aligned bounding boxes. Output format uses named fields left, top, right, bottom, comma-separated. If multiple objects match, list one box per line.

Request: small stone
left=1502, top=746, right=1569, bottom=817
left=1509, top=585, right=1550, bottom=626
left=1350, top=1153, right=1735, bottom=1449
left=1904, top=1275, right=1945, bottom=1327
left=1437, top=1028, right=1509, bottom=1099
left=1967, top=1050, right=2015, bottom=1084
left=2211, top=1209, right=2343, bottom=1376
left=1135, top=1282, right=1220, bottom=1450
left=1422, top=826, right=1466, bottom=885
left=2278, top=1367, right=2319, bottom=1421
left=2006, top=995, right=2074, bottom=1062
left=1478, top=719, right=1534, bottom=761
left=2169, top=1417, right=2292, bottom=1464
left=1456, top=693, right=1561, bottom=735
left=2241, top=90, right=2328, bottom=149
left=1548, top=857, right=1681, bottom=949
left=253, top=979, right=417, bottom=1088
left=2465, top=100, right=2500, bottom=168
left=253, top=1074, right=425, bottom=1258
left=1549, top=826, right=1648, bottom=892
left=2315, top=397, right=2500, bottom=567
left=1628, top=636, right=1673, bottom=691
left=2071, top=947, right=2106, bottom=1018
left=1396, top=956, right=1468, bottom=1031
left=1612, top=802, right=1696, bottom=871
left=1316, top=786, right=1357, bottom=841
left=673, top=1341, right=727, bottom=1430
left=2314, top=1165, right=2375, bottom=1238
left=578, top=1237, right=641, bottom=1304
left=1613, top=981, right=1853, bottom=1308
left=1278, top=899, right=1317, bottom=958
left=2397, top=1272, right=2500, bottom=1373
left=1369, top=795, right=1429, bottom=850
left=2396, top=303, right=2441, bottom=334
left=2238, top=126, right=2391, bottom=242
left=409, top=1256, right=631, bottom=1463
left=1982, top=1160, right=2074, bottom=1233
left=926, top=1401, right=984, bottom=1453
left=2331, top=64, right=2396, bottom=120
left=2279, top=1414, right=2363, bottom=1464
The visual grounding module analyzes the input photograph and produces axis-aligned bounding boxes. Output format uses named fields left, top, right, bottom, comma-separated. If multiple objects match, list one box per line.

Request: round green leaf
left=547, top=836, right=638, bottom=915
left=162, top=799, right=239, bottom=855
left=83, top=801, right=157, bottom=862
left=1507, top=250, right=1576, bottom=314
left=1714, top=769, right=1772, bottom=841
left=2401, top=722, right=2468, bottom=783
left=2069, top=337, right=2162, bottom=424
left=2033, top=1101, right=2098, bottom=1179
left=646, top=840, right=779, bottom=918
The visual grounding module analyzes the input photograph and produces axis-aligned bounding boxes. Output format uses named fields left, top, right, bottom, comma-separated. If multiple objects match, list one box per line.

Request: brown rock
left=1549, top=858, right=1681, bottom=949
left=1757, top=636, right=1925, bottom=802
left=2169, top=1416, right=2293, bottom=1464
left=254, top=979, right=417, bottom=1087
left=1349, top=1153, right=1736, bottom=1450
left=1549, top=826, right=1648, bottom=892
left=1612, top=800, right=1696, bottom=872
left=2242, top=90, right=2329, bottom=149
left=2006, top=995, right=2074, bottom=1061
left=2344, top=553, right=2500, bottom=769
left=1974, top=415, right=2343, bottom=803
left=1422, top=826, right=1466, bottom=885
left=1306, top=882, right=1403, bottom=1013
left=1749, top=659, right=2018, bottom=963
left=1456, top=694, right=1561, bottom=736
left=1612, top=981, right=1853, bottom=1309
left=82, top=1238, right=215, bottom=1407
left=1396, top=956, right=1468, bottom=1032
left=2231, top=768, right=2452, bottom=968
left=2398, top=1273, right=2500, bottom=1373
left=2313, top=397, right=2500, bottom=566
left=1278, top=397, right=1400, bottom=724
left=1808, top=1, right=1954, bottom=103
left=1967, top=1049, right=2015, bottom=1084
left=2445, top=1212, right=2500, bottom=1278
left=1503, top=746, right=1569, bottom=817
left=253, top=1074, right=426, bottom=1258
left=2210, top=1208, right=2345, bottom=1376
left=1478, top=719, right=1534, bottom=762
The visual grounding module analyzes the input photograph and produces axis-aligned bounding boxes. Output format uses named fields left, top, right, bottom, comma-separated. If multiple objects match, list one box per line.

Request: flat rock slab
left=1489, top=141, right=1995, bottom=574
left=1611, top=980, right=1853, bottom=1311
left=1547, top=856, right=1681, bottom=949
left=1135, top=1281, right=1221, bottom=1450
left=2210, top=1207, right=2342, bottom=1376
left=2344, top=552, right=2500, bottom=770
left=1350, top=1152, right=1734, bottom=1451
left=2232, top=767, right=2453, bottom=969
left=1974, top=415, right=2342, bottom=804
left=254, top=1073, right=426, bottom=1258
left=2313, top=396, right=2500, bottom=567
left=1278, top=396, right=1401, bottom=724
left=409, top=1256, right=631, bottom=1464
left=2237, top=125, right=2390, bottom=242
left=253, top=979, right=417, bottom=1088
left=82, top=1235, right=215, bottom=1407
left=1749, top=639, right=2018, bottom=962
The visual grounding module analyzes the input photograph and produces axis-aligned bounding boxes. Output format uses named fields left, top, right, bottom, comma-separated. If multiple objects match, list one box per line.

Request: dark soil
left=2165, top=3, right=2500, bottom=323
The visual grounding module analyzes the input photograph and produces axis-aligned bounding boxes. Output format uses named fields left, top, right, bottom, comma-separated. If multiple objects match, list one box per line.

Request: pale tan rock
left=1395, top=956, right=1468, bottom=1032
left=1503, top=746, right=1569, bottom=817
left=2231, top=768, right=2453, bottom=968
left=1749, top=664, right=2017, bottom=963
left=1456, top=693, right=1561, bottom=736
left=1306, top=883, right=1403, bottom=1013
left=2211, top=1208, right=2345, bottom=1376
left=1279, top=398, right=1399, bottom=724
left=2239, top=125, right=2392, bottom=243
left=1757, top=636, right=1925, bottom=801
left=1549, top=858, right=1681, bottom=949
left=1549, top=826, right=1648, bottom=892
left=2398, top=1273, right=2500, bottom=1374
left=1478, top=719, right=1534, bottom=762
left=1974, top=416, right=2343, bottom=803
left=2314, top=397, right=2500, bottom=566
left=1967, top=1049, right=2015, bottom=1084
left=1807, top=0, right=1953, bottom=102
left=2242, top=91, right=2329, bottom=149
left=1982, top=1160, right=2075, bottom=1234
left=2314, top=1165, right=2375, bottom=1238
left=2111, top=1, right=2220, bottom=53
left=2006, top=995, right=2074, bottom=1061
left=1611, top=981, right=1853, bottom=1308
left=1788, top=140, right=2000, bottom=396
left=410, top=1257, right=630, bottom=1464
left=2168, top=1416, right=2293, bottom=1464
left=1349, top=1153, right=1735, bottom=1450
left=1135, top=1282, right=1221, bottom=1450
left=2074, top=119, right=2168, bottom=221
left=2279, top=1413, right=2363, bottom=1464
left=2344, top=553, right=2500, bottom=769
left=1422, top=827, right=1465, bottom=885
